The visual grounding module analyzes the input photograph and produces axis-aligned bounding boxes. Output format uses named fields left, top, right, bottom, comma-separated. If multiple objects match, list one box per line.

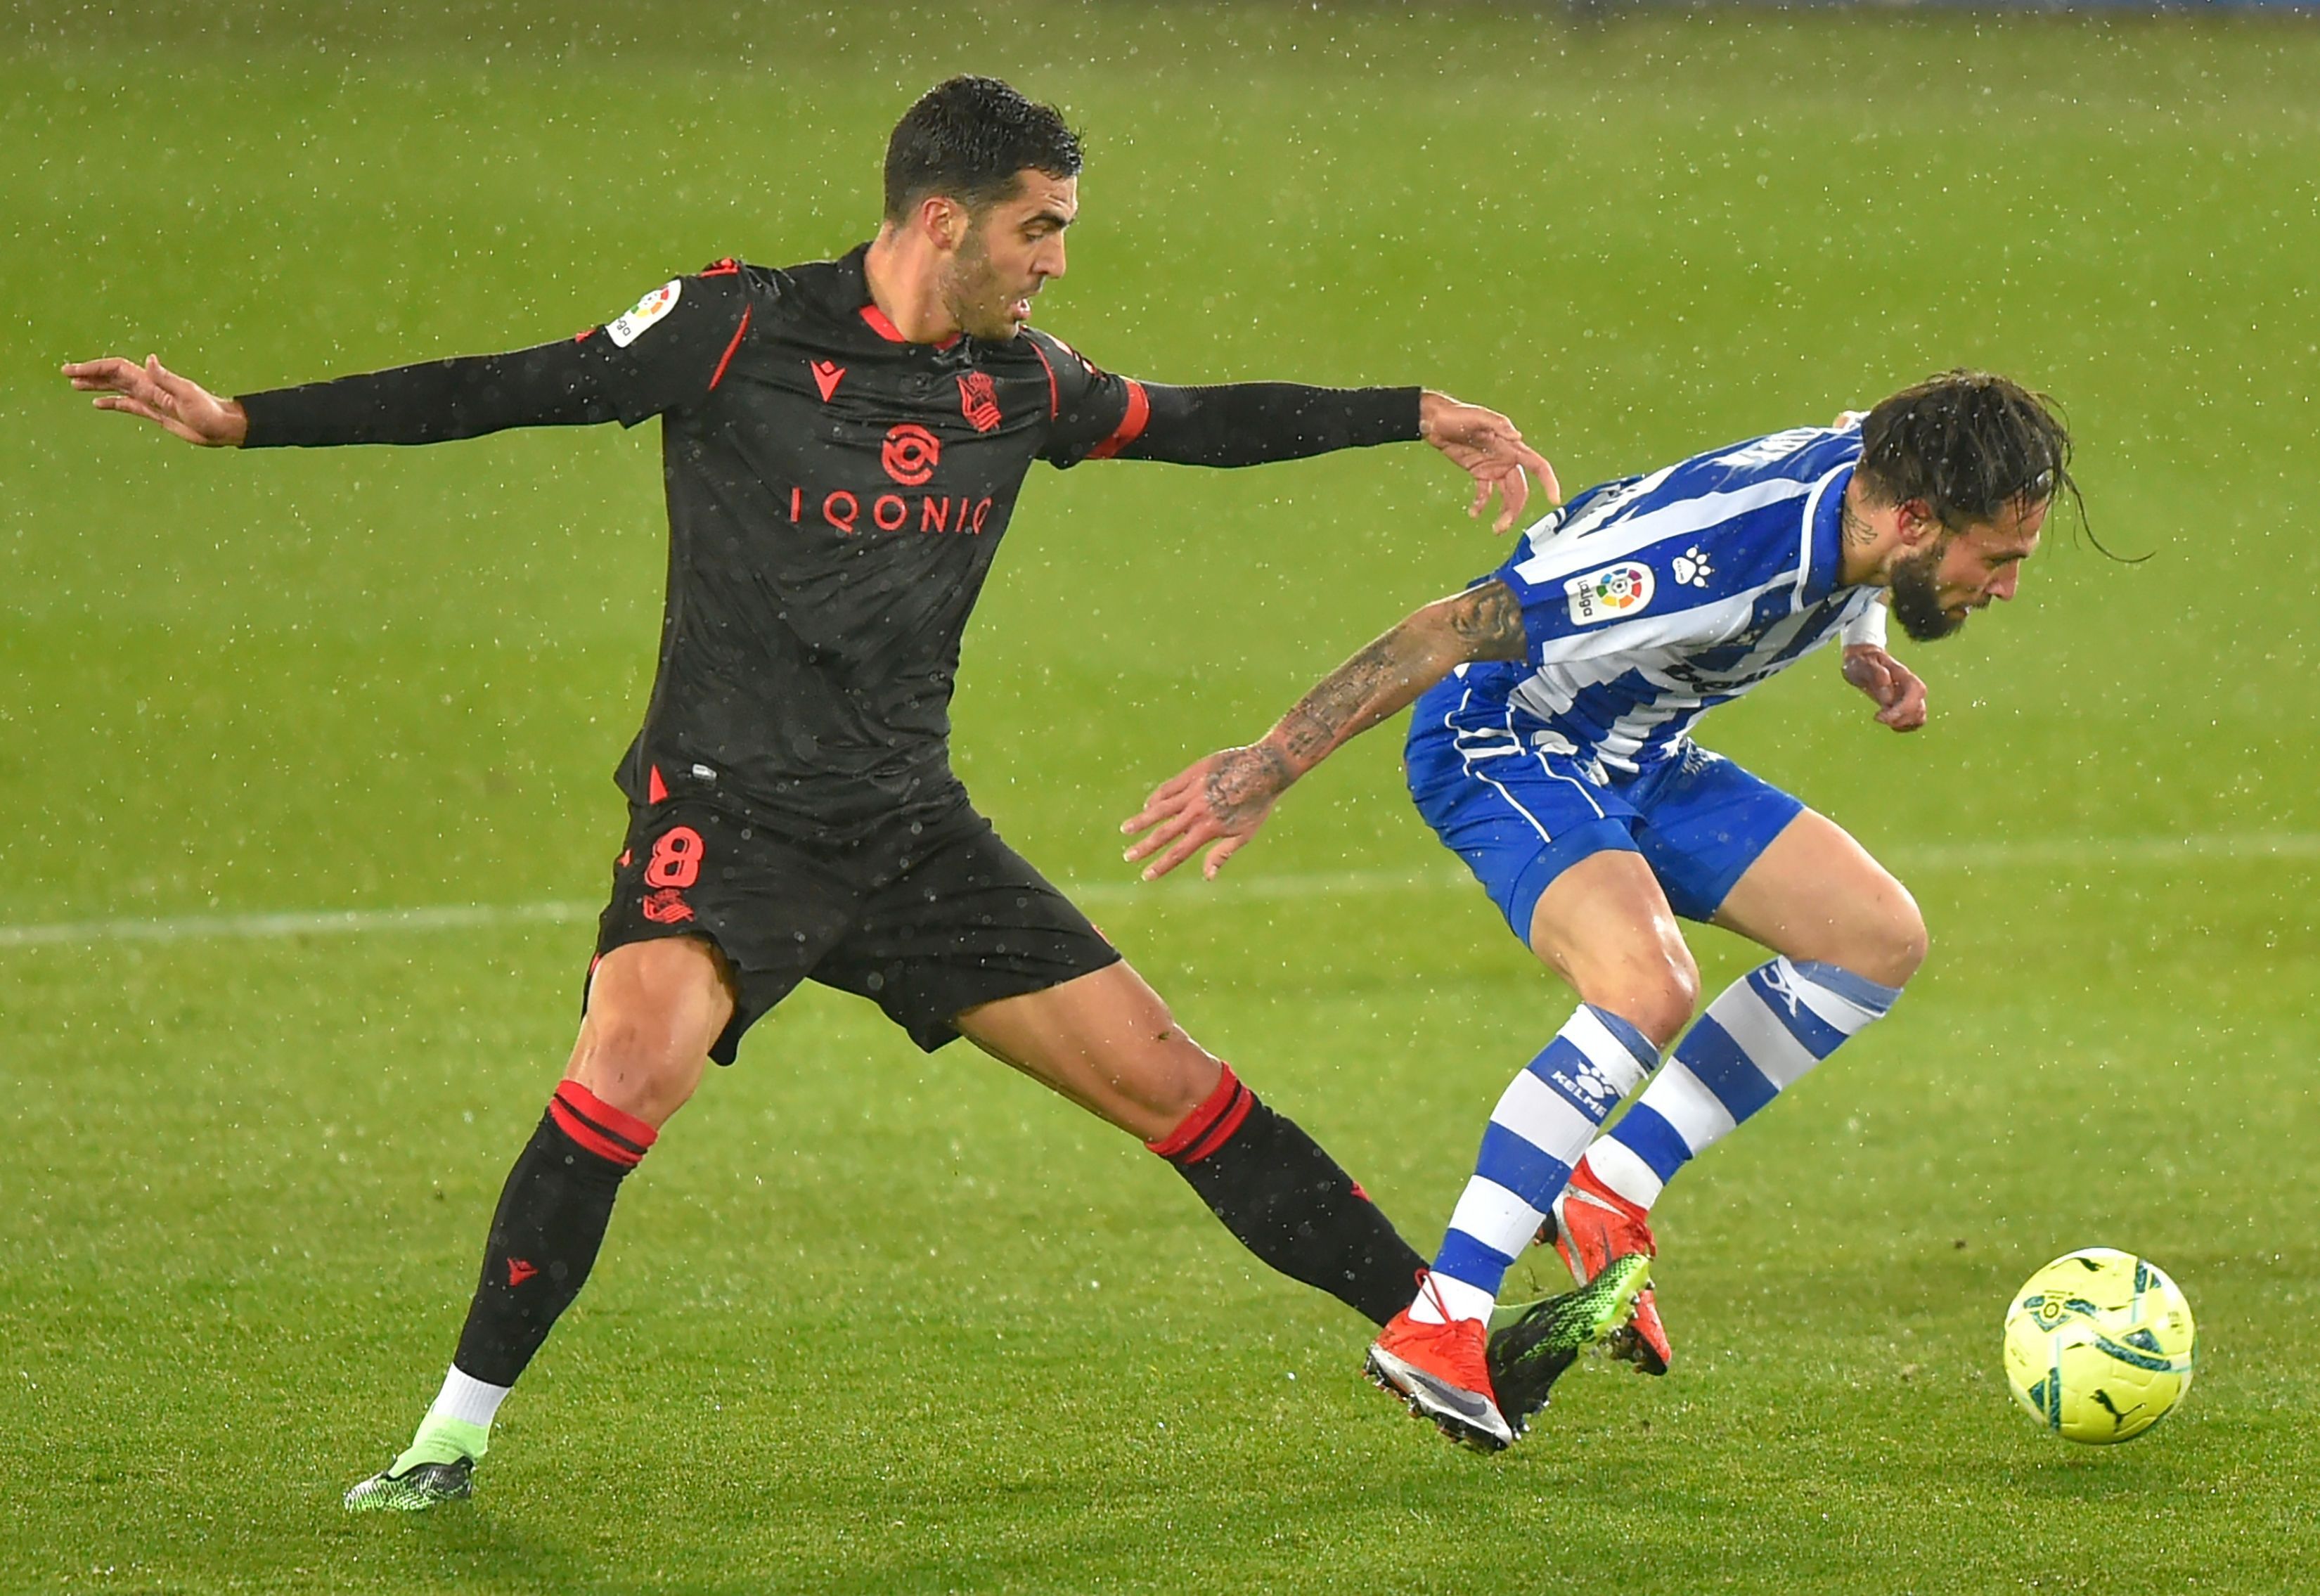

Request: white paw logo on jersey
left=1673, top=547, right=1714, bottom=588
left=1564, top=560, right=1655, bottom=626
left=606, top=279, right=683, bottom=347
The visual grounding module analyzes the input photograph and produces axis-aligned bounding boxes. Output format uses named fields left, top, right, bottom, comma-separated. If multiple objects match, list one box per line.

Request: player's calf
left=965, top=964, right=1427, bottom=1325
left=1149, top=1063, right=1426, bottom=1325
left=348, top=939, right=726, bottom=1513
left=1367, top=1001, right=1657, bottom=1450
left=1588, top=955, right=1901, bottom=1211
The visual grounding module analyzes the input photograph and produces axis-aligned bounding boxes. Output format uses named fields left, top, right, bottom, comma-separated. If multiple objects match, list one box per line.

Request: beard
left=939, top=230, right=1026, bottom=342
left=1888, top=544, right=1966, bottom=642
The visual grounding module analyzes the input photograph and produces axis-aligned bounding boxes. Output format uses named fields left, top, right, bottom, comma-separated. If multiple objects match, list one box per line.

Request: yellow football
left=2002, top=1248, right=2198, bottom=1444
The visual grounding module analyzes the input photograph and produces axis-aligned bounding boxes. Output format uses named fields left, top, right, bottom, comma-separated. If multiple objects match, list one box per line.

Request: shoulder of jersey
left=1013, top=324, right=1100, bottom=372
left=1680, top=425, right=1859, bottom=484
left=692, top=256, right=799, bottom=302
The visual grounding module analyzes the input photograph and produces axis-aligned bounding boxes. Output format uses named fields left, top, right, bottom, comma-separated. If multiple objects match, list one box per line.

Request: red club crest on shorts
left=880, top=423, right=941, bottom=487
left=641, top=887, right=695, bottom=925
left=958, top=371, right=1001, bottom=433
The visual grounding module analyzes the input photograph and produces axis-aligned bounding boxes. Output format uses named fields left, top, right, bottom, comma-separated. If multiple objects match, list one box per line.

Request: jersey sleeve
left=1493, top=522, right=1751, bottom=668
left=568, top=264, right=754, bottom=425
left=1116, top=382, right=1420, bottom=467
left=1023, top=330, right=1147, bottom=468
left=236, top=264, right=752, bottom=448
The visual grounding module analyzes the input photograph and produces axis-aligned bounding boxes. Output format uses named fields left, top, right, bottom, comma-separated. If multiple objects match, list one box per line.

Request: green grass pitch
left=5, top=4, right=2318, bottom=1591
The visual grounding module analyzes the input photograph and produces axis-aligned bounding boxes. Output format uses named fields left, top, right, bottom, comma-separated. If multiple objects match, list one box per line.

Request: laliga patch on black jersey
left=607, top=280, right=683, bottom=347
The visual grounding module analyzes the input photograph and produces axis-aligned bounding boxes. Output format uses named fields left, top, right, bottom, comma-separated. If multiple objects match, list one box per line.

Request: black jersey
left=238, top=245, right=1419, bottom=841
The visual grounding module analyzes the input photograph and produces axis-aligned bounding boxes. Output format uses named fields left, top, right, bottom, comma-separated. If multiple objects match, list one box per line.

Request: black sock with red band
left=1149, top=1065, right=1424, bottom=1326
left=450, top=1081, right=658, bottom=1389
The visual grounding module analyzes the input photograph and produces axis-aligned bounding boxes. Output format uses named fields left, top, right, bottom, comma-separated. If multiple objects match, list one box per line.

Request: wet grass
left=4, top=4, right=2317, bottom=1591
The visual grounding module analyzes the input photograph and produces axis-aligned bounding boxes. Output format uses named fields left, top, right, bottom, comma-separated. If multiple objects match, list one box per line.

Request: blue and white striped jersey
left=1447, top=423, right=1880, bottom=776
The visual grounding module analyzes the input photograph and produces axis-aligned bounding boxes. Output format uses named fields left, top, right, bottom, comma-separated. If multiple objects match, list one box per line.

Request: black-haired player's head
left=878, top=76, right=1083, bottom=342
left=1851, top=370, right=2077, bottom=642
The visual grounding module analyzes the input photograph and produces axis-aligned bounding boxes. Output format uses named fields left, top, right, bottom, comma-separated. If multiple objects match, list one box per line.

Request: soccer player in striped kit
left=1126, top=372, right=2075, bottom=1448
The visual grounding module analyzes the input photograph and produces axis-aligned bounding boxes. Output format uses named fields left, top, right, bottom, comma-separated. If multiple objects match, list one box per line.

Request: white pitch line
left=0, top=832, right=2312, bottom=953
left=0, top=900, right=596, bottom=951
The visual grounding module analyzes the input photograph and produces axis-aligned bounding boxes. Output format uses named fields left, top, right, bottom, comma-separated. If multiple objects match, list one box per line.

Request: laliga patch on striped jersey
left=1565, top=560, right=1655, bottom=625
left=606, top=280, right=682, bottom=347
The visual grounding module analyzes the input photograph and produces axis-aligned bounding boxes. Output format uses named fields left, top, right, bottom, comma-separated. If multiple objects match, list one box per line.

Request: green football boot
left=1485, top=1251, right=1652, bottom=1438
left=343, top=1415, right=487, bottom=1512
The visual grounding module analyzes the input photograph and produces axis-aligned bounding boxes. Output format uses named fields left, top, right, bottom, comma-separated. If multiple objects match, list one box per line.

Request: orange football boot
left=1552, top=1159, right=1672, bottom=1375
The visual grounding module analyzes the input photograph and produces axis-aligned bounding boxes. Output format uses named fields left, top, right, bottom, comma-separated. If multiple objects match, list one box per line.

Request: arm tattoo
left=1445, top=580, right=1527, bottom=662
left=1202, top=742, right=1296, bottom=827
left=1276, top=633, right=1405, bottom=766
left=1243, top=580, right=1524, bottom=797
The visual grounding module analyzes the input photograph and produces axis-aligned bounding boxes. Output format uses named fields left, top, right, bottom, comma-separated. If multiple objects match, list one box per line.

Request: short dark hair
left=882, top=76, right=1083, bottom=224
left=1857, top=370, right=2077, bottom=532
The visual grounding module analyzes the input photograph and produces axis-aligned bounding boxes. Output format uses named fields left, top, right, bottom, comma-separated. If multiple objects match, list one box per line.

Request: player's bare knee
left=1572, top=938, right=1697, bottom=1050
left=1149, top=1034, right=1226, bottom=1124
left=1841, top=883, right=1928, bottom=989
left=1635, top=953, right=1701, bottom=1046
left=570, top=1008, right=704, bottom=1115
left=1862, top=899, right=1929, bottom=989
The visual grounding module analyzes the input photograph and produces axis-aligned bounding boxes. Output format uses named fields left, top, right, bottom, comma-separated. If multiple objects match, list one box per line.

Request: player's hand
left=1419, top=390, right=1559, bottom=535
left=63, top=355, right=248, bottom=446
left=1842, top=644, right=1928, bottom=732
left=1121, top=744, right=1294, bottom=882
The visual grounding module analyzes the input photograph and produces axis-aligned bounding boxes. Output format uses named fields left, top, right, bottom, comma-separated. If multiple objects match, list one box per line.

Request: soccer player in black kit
left=67, top=77, right=1565, bottom=1507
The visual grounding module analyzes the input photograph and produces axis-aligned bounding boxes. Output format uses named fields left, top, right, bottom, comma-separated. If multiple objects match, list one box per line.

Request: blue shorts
left=1405, top=704, right=1804, bottom=941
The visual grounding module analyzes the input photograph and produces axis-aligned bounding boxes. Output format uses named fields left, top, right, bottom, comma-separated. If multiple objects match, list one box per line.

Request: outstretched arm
left=64, top=356, right=250, bottom=445
left=1036, top=337, right=1559, bottom=534
left=65, top=269, right=750, bottom=449
left=1119, top=387, right=1557, bottom=534
left=67, top=342, right=617, bottom=448
left=1122, top=579, right=1526, bottom=881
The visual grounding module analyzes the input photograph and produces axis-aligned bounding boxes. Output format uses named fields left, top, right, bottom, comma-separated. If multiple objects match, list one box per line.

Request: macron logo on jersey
left=1564, top=560, right=1655, bottom=626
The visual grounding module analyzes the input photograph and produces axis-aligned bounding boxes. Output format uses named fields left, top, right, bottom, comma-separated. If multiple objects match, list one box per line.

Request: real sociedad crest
left=958, top=371, right=1002, bottom=433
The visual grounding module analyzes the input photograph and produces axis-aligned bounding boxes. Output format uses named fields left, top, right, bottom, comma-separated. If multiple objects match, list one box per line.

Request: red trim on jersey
left=647, top=764, right=669, bottom=804
left=857, top=301, right=962, bottom=349
left=700, top=257, right=741, bottom=277
left=1086, top=379, right=1150, bottom=461
left=708, top=305, right=752, bottom=391
left=1146, top=1064, right=1249, bottom=1161
left=1026, top=338, right=1060, bottom=419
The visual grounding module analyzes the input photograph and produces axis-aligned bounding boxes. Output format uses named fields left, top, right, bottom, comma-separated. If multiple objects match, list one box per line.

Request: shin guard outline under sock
left=1152, top=1065, right=1426, bottom=1326
left=1418, top=1004, right=1659, bottom=1323
left=1585, top=957, right=1899, bottom=1211
left=448, top=1081, right=657, bottom=1391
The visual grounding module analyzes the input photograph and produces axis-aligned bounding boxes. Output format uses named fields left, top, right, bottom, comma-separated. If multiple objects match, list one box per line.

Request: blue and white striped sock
left=1414, top=1005, right=1660, bottom=1325
left=1585, top=958, right=1900, bottom=1213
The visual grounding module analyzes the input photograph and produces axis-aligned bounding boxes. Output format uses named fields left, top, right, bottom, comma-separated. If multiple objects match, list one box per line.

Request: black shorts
left=591, top=796, right=1121, bottom=1064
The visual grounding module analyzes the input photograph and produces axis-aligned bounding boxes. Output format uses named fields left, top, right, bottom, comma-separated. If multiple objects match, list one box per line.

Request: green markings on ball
left=2002, top=1249, right=2198, bottom=1446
